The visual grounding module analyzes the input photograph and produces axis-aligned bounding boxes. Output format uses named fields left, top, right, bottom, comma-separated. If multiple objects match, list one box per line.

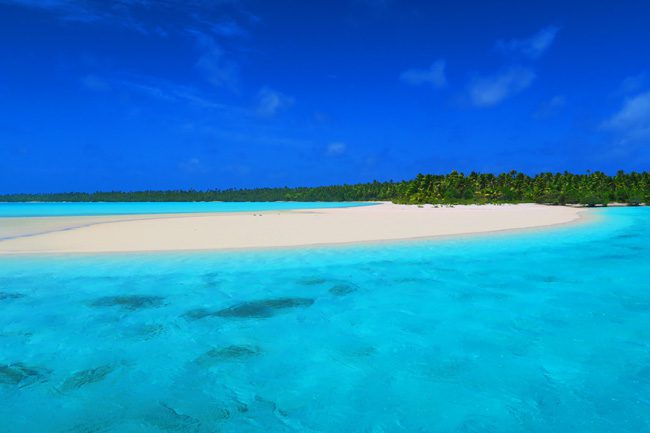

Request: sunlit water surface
left=1, top=208, right=649, bottom=432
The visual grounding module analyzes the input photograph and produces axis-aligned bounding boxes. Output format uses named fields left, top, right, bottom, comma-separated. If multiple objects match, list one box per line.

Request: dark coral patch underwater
left=144, top=402, right=201, bottom=432
left=0, top=363, right=51, bottom=388
left=90, top=295, right=165, bottom=310
left=60, top=365, right=115, bottom=392
left=195, top=345, right=261, bottom=366
left=216, top=297, right=315, bottom=318
left=0, top=292, right=26, bottom=301
left=185, top=297, right=315, bottom=320
left=297, top=277, right=328, bottom=286
left=329, top=284, right=358, bottom=296
left=183, top=308, right=219, bottom=320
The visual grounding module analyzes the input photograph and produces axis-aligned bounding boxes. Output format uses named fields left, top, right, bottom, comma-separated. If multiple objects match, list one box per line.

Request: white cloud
left=496, top=26, right=560, bottom=59
left=256, top=87, right=294, bottom=117
left=467, top=66, right=535, bottom=107
left=603, top=91, right=650, bottom=143
left=326, top=142, right=346, bottom=156
left=400, top=60, right=447, bottom=89
left=461, top=26, right=557, bottom=108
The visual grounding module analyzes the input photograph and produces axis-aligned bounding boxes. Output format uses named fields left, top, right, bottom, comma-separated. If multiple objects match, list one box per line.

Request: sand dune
left=0, top=203, right=586, bottom=255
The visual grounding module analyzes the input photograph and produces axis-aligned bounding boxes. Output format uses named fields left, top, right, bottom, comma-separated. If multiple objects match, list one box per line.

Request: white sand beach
left=0, top=203, right=586, bottom=255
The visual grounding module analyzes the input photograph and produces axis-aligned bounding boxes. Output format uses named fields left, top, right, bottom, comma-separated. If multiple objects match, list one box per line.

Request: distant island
left=2, top=171, right=648, bottom=207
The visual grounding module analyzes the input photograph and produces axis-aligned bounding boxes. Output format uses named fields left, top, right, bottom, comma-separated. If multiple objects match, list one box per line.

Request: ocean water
left=0, top=201, right=374, bottom=217
left=0, top=207, right=649, bottom=432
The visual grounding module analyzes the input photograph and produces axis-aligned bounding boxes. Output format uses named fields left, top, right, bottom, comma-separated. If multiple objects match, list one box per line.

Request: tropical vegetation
left=1, top=171, right=648, bottom=206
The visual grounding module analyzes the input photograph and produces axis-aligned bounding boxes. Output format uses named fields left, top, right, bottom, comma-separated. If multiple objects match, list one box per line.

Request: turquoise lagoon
left=0, top=201, right=373, bottom=217
left=0, top=207, right=649, bottom=432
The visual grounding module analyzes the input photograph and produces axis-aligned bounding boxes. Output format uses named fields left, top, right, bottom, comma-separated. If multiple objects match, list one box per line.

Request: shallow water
left=0, top=208, right=649, bottom=432
left=0, top=201, right=373, bottom=217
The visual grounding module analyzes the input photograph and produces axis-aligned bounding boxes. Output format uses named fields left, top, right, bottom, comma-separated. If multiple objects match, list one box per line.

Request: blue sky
left=1, top=0, right=649, bottom=193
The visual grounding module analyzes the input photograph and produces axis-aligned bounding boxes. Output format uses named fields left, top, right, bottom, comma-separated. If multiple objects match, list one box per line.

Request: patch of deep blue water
left=0, top=208, right=649, bottom=432
left=0, top=201, right=374, bottom=217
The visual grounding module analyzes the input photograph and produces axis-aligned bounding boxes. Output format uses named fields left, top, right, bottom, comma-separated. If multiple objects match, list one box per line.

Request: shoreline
left=0, top=203, right=589, bottom=256
left=0, top=203, right=382, bottom=241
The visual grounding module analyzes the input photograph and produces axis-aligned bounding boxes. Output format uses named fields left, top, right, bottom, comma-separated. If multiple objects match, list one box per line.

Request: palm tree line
left=1, top=171, right=648, bottom=206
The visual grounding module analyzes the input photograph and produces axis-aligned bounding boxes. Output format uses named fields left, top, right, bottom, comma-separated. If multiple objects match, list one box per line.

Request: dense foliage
left=400, top=170, right=649, bottom=206
left=1, top=171, right=648, bottom=206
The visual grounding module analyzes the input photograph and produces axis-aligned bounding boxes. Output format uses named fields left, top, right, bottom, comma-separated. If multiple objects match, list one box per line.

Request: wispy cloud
left=1, top=0, right=248, bottom=36
left=126, top=80, right=232, bottom=110
left=400, top=60, right=447, bottom=89
left=534, top=95, right=566, bottom=119
left=191, top=30, right=239, bottom=89
left=467, top=66, right=536, bottom=107
left=211, top=20, right=247, bottom=38
left=1, top=0, right=87, bottom=15
left=1, top=0, right=153, bottom=32
left=326, top=142, right=347, bottom=156
left=82, top=73, right=235, bottom=111
left=256, top=87, right=294, bottom=117
left=457, top=25, right=559, bottom=108
left=354, top=0, right=395, bottom=10
left=178, top=157, right=207, bottom=174
left=1, top=0, right=72, bottom=10
left=4, top=0, right=251, bottom=93
left=603, top=91, right=650, bottom=144
left=617, top=73, right=646, bottom=95
left=81, top=74, right=111, bottom=92
left=496, top=25, right=560, bottom=59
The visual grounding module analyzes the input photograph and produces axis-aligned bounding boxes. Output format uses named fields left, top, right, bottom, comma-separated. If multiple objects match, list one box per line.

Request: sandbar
left=0, top=203, right=586, bottom=255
